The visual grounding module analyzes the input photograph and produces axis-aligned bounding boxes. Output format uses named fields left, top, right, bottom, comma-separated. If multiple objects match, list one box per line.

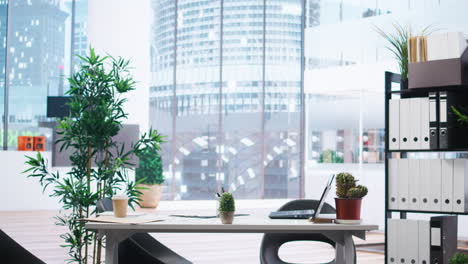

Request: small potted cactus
left=219, top=192, right=235, bottom=224
left=335, top=172, right=368, bottom=224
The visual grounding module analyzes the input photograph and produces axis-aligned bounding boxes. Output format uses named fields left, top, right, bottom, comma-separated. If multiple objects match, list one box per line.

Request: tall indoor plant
left=335, top=172, right=368, bottom=224
left=23, top=48, right=163, bottom=264
left=135, top=133, right=165, bottom=208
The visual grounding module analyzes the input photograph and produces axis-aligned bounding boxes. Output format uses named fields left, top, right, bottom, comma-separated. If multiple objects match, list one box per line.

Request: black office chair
left=260, top=199, right=356, bottom=264
left=0, top=229, right=46, bottom=264
left=96, top=198, right=192, bottom=264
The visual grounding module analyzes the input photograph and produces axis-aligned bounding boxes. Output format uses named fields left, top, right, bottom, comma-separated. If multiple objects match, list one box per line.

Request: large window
left=150, top=0, right=304, bottom=200
left=1, top=0, right=87, bottom=150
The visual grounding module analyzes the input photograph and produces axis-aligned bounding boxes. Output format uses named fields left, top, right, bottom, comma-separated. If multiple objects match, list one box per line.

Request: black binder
left=430, top=215, right=457, bottom=264
left=429, top=92, right=439, bottom=149
left=439, top=91, right=468, bottom=149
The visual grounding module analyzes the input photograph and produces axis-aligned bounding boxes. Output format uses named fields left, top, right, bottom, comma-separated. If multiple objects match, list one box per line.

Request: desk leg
left=102, top=230, right=133, bottom=264
left=324, top=231, right=362, bottom=264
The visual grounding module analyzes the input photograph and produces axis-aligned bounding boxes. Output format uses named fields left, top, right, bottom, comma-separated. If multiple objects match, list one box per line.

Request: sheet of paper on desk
left=83, top=214, right=163, bottom=224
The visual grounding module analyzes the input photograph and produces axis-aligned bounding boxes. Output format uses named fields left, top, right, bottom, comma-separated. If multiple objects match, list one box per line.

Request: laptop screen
left=313, top=174, right=335, bottom=219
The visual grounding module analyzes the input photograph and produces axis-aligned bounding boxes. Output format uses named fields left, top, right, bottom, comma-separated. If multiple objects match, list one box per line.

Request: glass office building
left=150, top=0, right=303, bottom=200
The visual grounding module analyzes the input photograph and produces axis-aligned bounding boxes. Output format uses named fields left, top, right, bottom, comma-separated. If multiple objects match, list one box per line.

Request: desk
left=86, top=214, right=378, bottom=264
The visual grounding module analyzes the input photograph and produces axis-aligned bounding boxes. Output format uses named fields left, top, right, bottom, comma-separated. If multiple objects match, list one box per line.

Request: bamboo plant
left=23, top=48, right=164, bottom=264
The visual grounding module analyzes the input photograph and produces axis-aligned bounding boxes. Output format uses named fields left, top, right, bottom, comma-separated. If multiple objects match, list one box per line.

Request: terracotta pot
left=219, top=211, right=235, bottom=224
left=335, top=198, right=362, bottom=220
left=137, top=184, right=162, bottom=208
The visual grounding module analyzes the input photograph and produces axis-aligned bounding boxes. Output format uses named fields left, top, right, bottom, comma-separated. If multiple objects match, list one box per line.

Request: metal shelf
left=388, top=209, right=468, bottom=216
left=383, top=71, right=468, bottom=264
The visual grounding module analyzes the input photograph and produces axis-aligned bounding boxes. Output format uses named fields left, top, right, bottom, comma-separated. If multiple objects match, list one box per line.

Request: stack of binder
left=389, top=92, right=468, bottom=150
left=387, top=216, right=457, bottom=264
left=388, top=159, right=468, bottom=213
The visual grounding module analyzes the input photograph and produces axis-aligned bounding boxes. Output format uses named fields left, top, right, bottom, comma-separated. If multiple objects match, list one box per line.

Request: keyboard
left=268, top=209, right=315, bottom=219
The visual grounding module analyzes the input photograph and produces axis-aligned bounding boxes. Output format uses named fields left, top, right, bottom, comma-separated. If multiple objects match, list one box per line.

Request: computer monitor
left=313, top=174, right=335, bottom=220
left=47, top=96, right=70, bottom=118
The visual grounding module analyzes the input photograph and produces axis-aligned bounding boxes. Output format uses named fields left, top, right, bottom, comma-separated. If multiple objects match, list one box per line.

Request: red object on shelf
left=33, top=136, right=46, bottom=151
left=18, top=136, right=34, bottom=151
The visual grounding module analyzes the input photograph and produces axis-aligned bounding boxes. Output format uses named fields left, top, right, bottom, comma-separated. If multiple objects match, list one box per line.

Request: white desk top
left=86, top=213, right=378, bottom=233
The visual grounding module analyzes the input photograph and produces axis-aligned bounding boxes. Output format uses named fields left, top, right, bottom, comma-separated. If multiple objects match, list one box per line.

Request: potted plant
left=375, top=23, right=434, bottom=90
left=450, top=253, right=468, bottom=264
left=335, top=172, right=368, bottom=224
left=23, top=48, right=164, bottom=264
left=219, top=192, right=235, bottom=224
left=135, top=137, right=165, bottom=208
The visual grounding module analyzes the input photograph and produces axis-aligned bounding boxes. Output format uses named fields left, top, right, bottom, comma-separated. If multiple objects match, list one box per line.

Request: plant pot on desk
left=137, top=184, right=162, bottom=208
left=219, top=211, right=235, bottom=224
left=335, top=198, right=362, bottom=224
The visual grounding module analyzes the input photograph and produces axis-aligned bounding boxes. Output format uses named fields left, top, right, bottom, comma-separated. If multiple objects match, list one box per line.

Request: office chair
left=96, top=198, right=192, bottom=264
left=260, top=199, right=356, bottom=264
left=0, top=229, right=46, bottom=264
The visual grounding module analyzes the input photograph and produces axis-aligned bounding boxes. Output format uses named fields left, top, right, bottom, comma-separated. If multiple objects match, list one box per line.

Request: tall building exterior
left=6, top=0, right=67, bottom=128
left=150, top=0, right=303, bottom=200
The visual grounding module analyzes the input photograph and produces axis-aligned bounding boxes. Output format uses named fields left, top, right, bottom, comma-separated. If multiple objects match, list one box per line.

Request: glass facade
left=0, top=0, right=87, bottom=149
left=150, top=0, right=304, bottom=199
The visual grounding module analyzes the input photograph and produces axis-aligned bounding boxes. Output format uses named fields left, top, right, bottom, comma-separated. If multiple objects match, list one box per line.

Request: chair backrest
left=0, top=229, right=45, bottom=264
left=278, top=199, right=335, bottom=214
left=96, top=198, right=113, bottom=213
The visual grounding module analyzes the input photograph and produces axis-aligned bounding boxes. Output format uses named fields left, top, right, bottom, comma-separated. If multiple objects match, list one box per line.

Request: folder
left=407, top=220, right=419, bottom=264
left=429, top=92, right=438, bottom=150
left=427, top=33, right=448, bottom=61
left=453, top=159, right=468, bottom=212
left=441, top=159, right=454, bottom=212
left=418, top=220, right=430, bottom=264
left=447, top=31, right=467, bottom=59
left=430, top=216, right=458, bottom=264
left=429, top=159, right=442, bottom=211
left=420, top=97, right=430, bottom=149
left=397, top=219, right=409, bottom=264
left=398, top=159, right=409, bottom=210
left=419, top=159, right=432, bottom=211
left=388, top=159, right=399, bottom=210
left=387, top=219, right=398, bottom=264
left=389, top=99, right=400, bottom=150
left=408, top=159, right=420, bottom=211
left=439, top=91, right=448, bottom=149
left=400, top=99, right=411, bottom=150
left=409, top=98, right=421, bottom=149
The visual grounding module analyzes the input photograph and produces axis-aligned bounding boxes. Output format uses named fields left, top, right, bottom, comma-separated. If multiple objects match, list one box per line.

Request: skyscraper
left=150, top=0, right=303, bottom=199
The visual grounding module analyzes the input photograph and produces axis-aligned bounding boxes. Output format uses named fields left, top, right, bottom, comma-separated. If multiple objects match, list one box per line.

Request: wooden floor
left=0, top=203, right=384, bottom=263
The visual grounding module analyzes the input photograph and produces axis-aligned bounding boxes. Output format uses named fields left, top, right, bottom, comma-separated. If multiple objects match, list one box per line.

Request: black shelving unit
left=384, top=71, right=468, bottom=264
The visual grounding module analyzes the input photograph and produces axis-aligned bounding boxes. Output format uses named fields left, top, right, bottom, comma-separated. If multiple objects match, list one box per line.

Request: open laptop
left=269, top=174, right=335, bottom=220
left=311, top=174, right=336, bottom=222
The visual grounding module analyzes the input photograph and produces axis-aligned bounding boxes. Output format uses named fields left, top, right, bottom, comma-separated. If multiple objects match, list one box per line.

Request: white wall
left=0, top=151, right=61, bottom=210
left=87, top=0, right=150, bottom=132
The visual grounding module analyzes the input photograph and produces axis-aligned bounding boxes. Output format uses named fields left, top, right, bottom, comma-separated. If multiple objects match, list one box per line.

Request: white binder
left=453, top=159, right=468, bottom=212
left=429, top=159, right=442, bottom=211
left=387, top=219, right=398, bottom=264
left=441, top=159, right=454, bottom=212
left=388, top=159, right=399, bottom=210
left=419, top=159, right=432, bottom=211
left=398, top=159, right=409, bottom=210
left=409, top=98, right=421, bottom=149
left=408, top=159, right=420, bottom=210
left=397, top=219, right=409, bottom=264
left=420, top=97, right=430, bottom=149
left=418, top=220, right=430, bottom=264
left=407, top=220, right=419, bottom=264
left=389, top=99, right=400, bottom=150
left=400, top=99, right=411, bottom=150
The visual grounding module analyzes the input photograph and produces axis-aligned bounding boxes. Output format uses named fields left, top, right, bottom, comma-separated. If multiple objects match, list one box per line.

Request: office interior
left=2, top=0, right=468, bottom=263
